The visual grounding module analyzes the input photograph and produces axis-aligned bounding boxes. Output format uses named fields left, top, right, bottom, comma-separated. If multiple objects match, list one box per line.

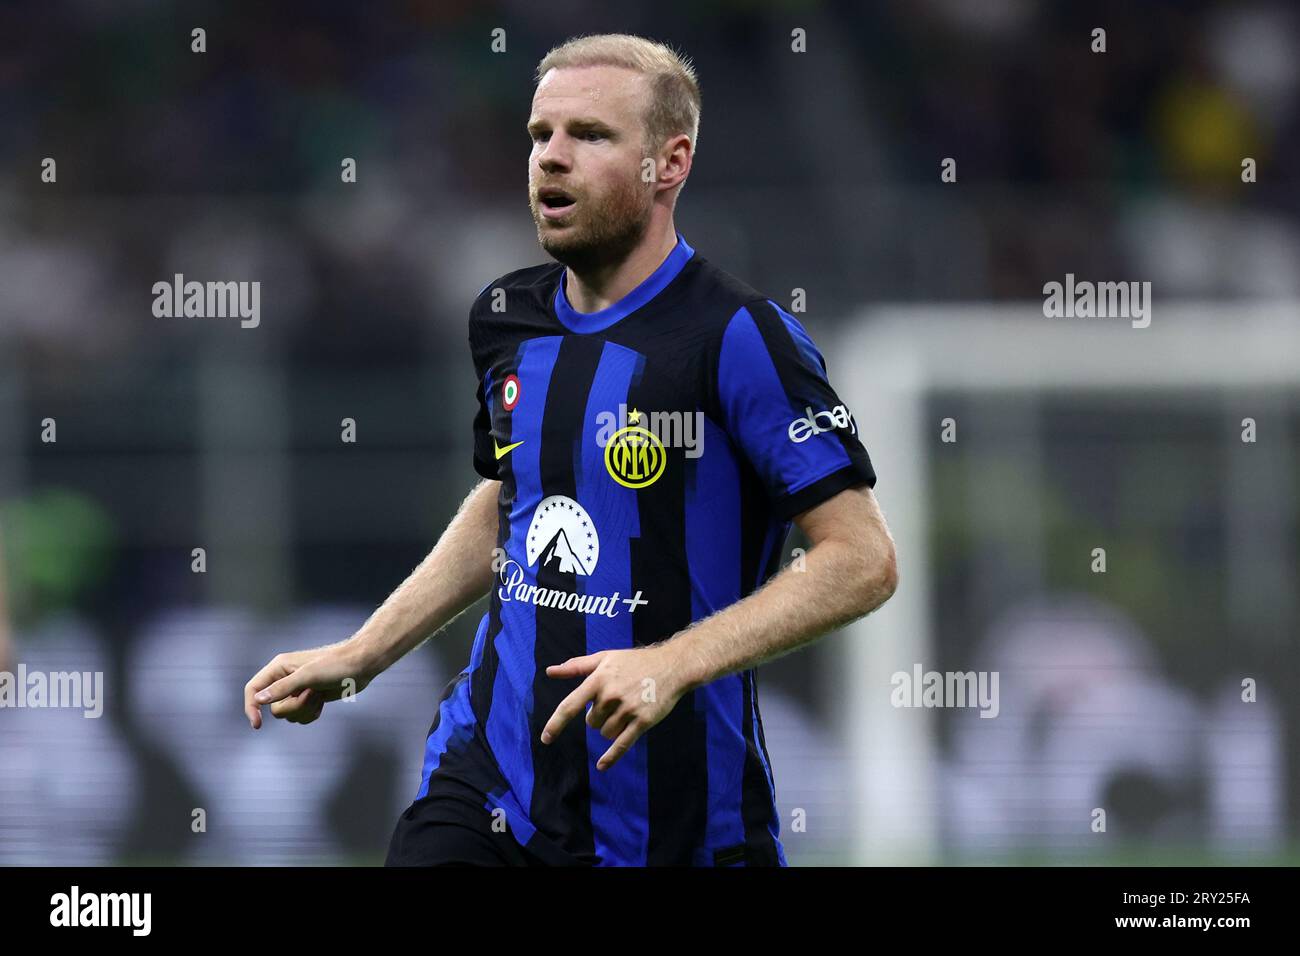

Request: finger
left=255, top=664, right=314, bottom=707
left=597, top=720, right=644, bottom=771
left=287, top=692, right=326, bottom=725
left=541, top=675, right=599, bottom=744
left=247, top=699, right=262, bottom=731
left=270, top=687, right=315, bottom=720
left=585, top=694, right=620, bottom=733
left=596, top=707, right=634, bottom=742
left=545, top=653, right=603, bottom=680
left=245, top=658, right=294, bottom=729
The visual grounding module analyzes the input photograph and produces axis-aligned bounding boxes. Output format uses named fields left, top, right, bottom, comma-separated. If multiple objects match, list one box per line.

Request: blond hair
left=535, top=34, right=701, bottom=154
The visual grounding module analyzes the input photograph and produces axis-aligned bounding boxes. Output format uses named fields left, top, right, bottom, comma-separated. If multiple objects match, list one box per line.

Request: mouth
left=537, top=186, right=577, bottom=220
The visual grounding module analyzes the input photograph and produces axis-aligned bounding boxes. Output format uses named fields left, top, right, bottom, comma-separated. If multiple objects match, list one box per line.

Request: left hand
left=541, top=645, right=690, bottom=770
left=245, top=641, right=373, bottom=729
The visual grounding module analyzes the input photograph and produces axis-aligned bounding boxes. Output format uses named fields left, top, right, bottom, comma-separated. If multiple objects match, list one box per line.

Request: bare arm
left=349, top=477, right=501, bottom=676
left=244, top=478, right=500, bottom=728
left=667, top=483, right=897, bottom=686
left=542, top=484, right=898, bottom=769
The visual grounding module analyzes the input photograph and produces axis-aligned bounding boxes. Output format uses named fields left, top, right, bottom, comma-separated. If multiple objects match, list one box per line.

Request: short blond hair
left=535, top=33, right=701, bottom=153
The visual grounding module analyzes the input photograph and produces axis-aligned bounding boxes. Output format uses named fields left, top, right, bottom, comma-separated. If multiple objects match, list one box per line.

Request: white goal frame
left=830, top=302, right=1300, bottom=864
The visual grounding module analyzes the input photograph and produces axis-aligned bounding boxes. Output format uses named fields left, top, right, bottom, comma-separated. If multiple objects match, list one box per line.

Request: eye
left=582, top=130, right=605, bottom=142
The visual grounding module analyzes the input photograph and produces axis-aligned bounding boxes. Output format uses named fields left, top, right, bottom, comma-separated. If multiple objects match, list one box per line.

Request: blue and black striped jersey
left=414, top=233, right=876, bottom=866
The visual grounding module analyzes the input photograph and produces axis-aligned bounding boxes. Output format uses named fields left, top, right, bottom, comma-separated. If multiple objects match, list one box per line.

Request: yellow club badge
left=604, top=408, right=667, bottom=489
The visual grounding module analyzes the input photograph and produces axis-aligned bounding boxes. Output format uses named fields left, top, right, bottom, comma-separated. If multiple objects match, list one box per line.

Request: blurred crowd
left=1, top=0, right=1298, bottom=369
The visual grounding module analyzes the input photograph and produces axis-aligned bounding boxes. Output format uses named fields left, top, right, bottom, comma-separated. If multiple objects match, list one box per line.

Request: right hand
left=244, top=642, right=373, bottom=730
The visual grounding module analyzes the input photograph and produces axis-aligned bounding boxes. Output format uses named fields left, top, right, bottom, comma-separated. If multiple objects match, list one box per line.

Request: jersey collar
left=553, top=233, right=695, bottom=334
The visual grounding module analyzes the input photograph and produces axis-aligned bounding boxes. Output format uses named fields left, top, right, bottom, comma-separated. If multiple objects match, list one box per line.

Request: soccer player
left=245, top=34, right=898, bottom=867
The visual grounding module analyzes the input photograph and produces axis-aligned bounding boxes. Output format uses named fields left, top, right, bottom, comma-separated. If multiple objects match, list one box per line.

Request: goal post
left=830, top=302, right=1300, bottom=865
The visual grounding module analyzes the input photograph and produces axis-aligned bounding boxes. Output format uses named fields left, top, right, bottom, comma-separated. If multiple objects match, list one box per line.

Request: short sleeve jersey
left=415, top=234, right=876, bottom=866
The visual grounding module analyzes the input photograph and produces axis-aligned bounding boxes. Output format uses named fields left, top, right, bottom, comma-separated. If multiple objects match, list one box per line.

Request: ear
left=656, top=133, right=693, bottom=192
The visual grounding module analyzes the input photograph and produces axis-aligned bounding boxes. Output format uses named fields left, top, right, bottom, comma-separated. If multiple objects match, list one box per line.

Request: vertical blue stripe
left=719, top=307, right=851, bottom=497
left=487, top=335, right=562, bottom=819
left=416, top=611, right=490, bottom=799
left=748, top=674, right=775, bottom=794
left=482, top=788, right=538, bottom=847
left=576, top=340, right=647, bottom=865
left=748, top=671, right=785, bottom=868
left=686, top=415, right=748, bottom=858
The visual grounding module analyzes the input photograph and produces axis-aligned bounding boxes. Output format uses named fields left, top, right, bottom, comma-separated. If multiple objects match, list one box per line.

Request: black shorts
left=385, top=788, right=547, bottom=867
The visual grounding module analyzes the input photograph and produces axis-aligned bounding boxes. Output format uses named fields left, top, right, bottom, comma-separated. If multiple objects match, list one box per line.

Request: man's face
left=527, top=65, right=658, bottom=270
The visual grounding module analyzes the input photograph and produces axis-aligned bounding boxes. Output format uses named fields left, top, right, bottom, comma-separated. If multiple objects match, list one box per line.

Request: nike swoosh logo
left=494, top=439, right=525, bottom=460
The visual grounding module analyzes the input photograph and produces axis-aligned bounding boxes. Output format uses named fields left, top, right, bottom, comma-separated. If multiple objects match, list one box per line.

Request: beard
left=529, top=172, right=654, bottom=274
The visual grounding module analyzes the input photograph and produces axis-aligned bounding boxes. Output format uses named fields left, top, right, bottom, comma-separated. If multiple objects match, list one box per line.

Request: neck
left=564, top=219, right=679, bottom=314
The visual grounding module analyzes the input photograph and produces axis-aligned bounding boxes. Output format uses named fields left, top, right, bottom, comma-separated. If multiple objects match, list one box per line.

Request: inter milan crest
left=604, top=408, right=667, bottom=489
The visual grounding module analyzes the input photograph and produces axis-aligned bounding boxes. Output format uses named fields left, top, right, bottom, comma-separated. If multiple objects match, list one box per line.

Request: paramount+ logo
left=787, top=404, right=857, bottom=444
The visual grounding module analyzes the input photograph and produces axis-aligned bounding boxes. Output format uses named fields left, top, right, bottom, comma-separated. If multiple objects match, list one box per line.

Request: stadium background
left=1, top=0, right=1297, bottom=865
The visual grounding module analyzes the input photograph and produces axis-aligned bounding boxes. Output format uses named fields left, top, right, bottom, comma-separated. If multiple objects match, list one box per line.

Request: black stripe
left=528, top=335, right=602, bottom=863
left=740, top=670, right=782, bottom=866
left=746, top=301, right=826, bottom=409
left=738, top=462, right=767, bottom=597
left=626, top=364, right=708, bottom=865
left=746, top=301, right=875, bottom=501
left=471, top=570, right=503, bottom=733
left=419, top=674, right=513, bottom=825
left=775, top=463, right=873, bottom=521
left=471, top=344, right=522, bottom=735
left=738, top=467, right=782, bottom=865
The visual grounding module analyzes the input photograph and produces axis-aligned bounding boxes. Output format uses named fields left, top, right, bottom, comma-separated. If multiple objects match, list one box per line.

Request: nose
left=536, top=132, right=572, bottom=174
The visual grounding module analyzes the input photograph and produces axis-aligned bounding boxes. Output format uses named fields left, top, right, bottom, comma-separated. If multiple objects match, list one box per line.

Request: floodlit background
left=1, top=0, right=1297, bottom=865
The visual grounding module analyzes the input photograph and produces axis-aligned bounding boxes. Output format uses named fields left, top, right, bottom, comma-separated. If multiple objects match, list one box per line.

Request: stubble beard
left=531, top=173, right=654, bottom=276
